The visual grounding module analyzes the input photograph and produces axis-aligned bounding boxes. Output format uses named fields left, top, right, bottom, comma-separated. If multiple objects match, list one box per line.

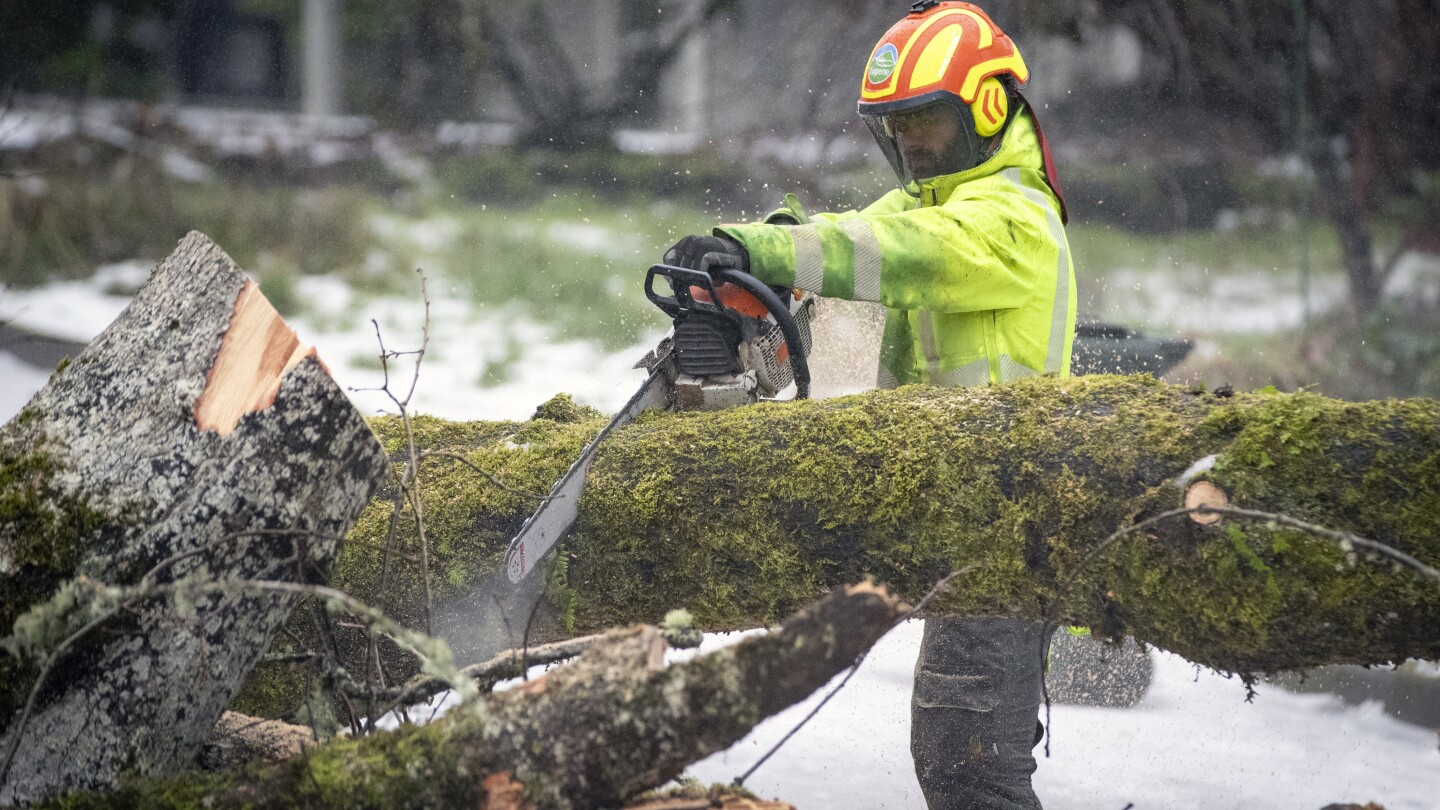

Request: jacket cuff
left=714, top=223, right=797, bottom=289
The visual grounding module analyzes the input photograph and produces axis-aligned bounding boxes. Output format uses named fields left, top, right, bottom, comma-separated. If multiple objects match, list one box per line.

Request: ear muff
left=969, top=76, right=1009, bottom=137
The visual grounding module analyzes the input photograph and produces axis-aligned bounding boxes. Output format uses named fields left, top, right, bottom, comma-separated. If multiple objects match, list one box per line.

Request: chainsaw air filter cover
left=745, top=298, right=814, bottom=397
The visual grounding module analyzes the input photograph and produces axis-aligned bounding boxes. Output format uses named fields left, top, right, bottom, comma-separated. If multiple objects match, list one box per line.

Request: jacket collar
left=907, top=105, right=1044, bottom=205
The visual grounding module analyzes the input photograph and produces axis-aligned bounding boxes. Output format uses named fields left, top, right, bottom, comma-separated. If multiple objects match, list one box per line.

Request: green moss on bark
left=42, top=718, right=477, bottom=810
left=238, top=377, right=1440, bottom=723
left=0, top=422, right=131, bottom=733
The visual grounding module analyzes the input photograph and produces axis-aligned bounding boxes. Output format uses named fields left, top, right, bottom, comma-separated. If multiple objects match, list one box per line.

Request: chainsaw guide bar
left=503, top=264, right=813, bottom=584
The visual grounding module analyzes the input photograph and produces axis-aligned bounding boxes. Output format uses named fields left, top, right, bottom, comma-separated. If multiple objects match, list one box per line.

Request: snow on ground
left=0, top=351, right=49, bottom=423
left=4, top=263, right=1439, bottom=808
left=384, top=622, right=1440, bottom=809
left=0, top=267, right=658, bottom=424
left=1085, top=254, right=1440, bottom=336
left=683, top=623, right=1440, bottom=810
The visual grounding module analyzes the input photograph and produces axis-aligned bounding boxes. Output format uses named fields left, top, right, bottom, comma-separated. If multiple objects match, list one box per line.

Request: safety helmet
left=857, top=1, right=1030, bottom=187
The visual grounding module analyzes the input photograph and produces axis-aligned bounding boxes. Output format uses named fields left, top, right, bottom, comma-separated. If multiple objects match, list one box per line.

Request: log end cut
left=193, top=280, right=318, bottom=436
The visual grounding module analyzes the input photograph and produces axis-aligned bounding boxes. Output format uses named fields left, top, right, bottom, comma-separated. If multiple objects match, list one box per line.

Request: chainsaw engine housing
left=646, top=264, right=814, bottom=410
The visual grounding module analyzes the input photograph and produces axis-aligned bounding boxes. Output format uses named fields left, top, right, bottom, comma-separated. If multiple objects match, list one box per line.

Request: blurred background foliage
left=1, top=0, right=1438, bottom=401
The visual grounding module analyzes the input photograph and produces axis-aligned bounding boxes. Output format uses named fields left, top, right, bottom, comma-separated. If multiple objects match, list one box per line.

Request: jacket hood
left=906, top=102, right=1068, bottom=223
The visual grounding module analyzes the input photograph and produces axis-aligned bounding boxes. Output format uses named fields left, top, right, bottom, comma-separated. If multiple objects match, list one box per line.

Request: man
left=664, top=3, right=1075, bottom=807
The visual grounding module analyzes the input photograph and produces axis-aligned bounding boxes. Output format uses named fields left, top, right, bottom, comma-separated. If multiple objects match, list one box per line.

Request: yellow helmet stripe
left=959, top=53, right=1029, bottom=101
left=955, top=8, right=994, bottom=49
left=911, top=24, right=964, bottom=91
left=861, top=8, right=971, bottom=101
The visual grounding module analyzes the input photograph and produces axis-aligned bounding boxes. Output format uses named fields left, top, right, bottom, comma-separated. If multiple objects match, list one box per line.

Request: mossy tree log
left=0, top=233, right=389, bottom=804
left=47, top=583, right=901, bottom=810
left=244, top=377, right=1440, bottom=720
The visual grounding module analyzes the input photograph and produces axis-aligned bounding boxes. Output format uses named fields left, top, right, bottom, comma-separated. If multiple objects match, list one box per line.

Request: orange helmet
left=857, top=1, right=1030, bottom=185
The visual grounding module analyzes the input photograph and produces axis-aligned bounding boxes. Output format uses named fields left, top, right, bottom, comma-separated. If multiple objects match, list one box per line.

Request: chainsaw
left=503, top=264, right=815, bottom=583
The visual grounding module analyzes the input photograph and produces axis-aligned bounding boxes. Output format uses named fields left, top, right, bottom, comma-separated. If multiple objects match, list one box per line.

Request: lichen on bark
left=1, top=232, right=391, bottom=805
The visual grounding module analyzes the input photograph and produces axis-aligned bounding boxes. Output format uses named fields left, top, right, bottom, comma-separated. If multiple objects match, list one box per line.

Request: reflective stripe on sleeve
left=930, top=358, right=991, bottom=387
left=792, top=225, right=825, bottom=294
left=840, top=219, right=884, bottom=302
left=917, top=312, right=942, bottom=371
left=1003, top=169, right=1071, bottom=374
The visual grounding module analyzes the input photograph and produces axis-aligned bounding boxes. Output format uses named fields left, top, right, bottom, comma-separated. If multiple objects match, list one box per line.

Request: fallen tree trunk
left=49, top=582, right=903, bottom=809
left=0, top=233, right=389, bottom=805
left=240, top=377, right=1439, bottom=720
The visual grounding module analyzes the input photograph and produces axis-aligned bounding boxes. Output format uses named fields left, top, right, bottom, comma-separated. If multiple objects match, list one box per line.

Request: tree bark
left=52, top=583, right=901, bottom=810
left=0, top=232, right=389, bottom=805
left=238, top=376, right=1440, bottom=722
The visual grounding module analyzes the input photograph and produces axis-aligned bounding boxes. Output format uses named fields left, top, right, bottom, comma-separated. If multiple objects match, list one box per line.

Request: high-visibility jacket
left=716, top=107, right=1076, bottom=388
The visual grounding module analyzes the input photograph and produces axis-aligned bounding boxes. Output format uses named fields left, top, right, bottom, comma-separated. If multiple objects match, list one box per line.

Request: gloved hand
left=663, top=234, right=748, bottom=275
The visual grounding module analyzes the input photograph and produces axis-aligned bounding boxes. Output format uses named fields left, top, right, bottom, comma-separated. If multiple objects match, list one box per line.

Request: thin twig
left=374, top=270, right=436, bottom=638
left=1197, top=505, right=1440, bottom=586
left=366, top=476, right=410, bottom=726
left=520, top=580, right=550, bottom=681
left=419, top=451, right=547, bottom=499
left=349, top=633, right=610, bottom=709
left=1036, top=502, right=1439, bottom=757
left=358, top=269, right=436, bottom=730
left=735, top=567, right=977, bottom=787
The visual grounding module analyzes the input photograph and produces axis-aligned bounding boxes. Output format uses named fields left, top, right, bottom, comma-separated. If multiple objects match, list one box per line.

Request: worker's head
left=857, top=1, right=1029, bottom=189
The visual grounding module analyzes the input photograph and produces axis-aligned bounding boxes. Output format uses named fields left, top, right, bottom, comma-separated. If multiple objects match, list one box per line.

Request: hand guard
left=663, top=234, right=749, bottom=275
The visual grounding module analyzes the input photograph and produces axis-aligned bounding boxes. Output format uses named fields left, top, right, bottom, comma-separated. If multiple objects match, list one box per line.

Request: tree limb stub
left=53, top=583, right=902, bottom=809
left=0, top=232, right=389, bottom=804
left=244, top=377, right=1440, bottom=721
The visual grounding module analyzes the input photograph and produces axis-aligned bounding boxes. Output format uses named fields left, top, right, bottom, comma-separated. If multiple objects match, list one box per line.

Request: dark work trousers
left=911, top=617, right=1053, bottom=809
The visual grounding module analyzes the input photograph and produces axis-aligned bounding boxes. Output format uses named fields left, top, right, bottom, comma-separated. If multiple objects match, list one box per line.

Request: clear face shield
left=861, top=99, right=984, bottom=192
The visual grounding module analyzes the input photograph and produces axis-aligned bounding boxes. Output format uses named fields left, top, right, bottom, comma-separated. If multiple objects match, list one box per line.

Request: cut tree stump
left=0, top=232, right=389, bottom=805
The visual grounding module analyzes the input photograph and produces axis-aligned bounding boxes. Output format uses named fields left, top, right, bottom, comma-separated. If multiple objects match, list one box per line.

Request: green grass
left=4, top=147, right=1433, bottom=398
left=1067, top=219, right=1347, bottom=282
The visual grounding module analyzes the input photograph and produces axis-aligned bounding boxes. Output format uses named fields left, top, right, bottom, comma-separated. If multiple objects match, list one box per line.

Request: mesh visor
left=861, top=100, right=981, bottom=192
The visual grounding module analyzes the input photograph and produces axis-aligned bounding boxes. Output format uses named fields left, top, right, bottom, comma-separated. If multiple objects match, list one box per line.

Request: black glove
left=664, top=234, right=748, bottom=275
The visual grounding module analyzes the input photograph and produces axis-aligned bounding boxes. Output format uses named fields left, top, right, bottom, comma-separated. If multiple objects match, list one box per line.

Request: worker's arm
left=718, top=183, right=1055, bottom=314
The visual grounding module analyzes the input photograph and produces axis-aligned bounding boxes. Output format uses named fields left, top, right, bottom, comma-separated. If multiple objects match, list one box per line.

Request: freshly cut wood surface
left=194, top=279, right=316, bottom=436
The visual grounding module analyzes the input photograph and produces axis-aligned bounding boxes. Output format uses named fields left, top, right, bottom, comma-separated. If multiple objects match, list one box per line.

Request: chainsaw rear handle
left=644, top=263, right=810, bottom=400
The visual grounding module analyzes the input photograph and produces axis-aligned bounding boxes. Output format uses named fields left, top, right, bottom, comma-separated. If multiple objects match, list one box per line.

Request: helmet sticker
left=867, top=44, right=900, bottom=85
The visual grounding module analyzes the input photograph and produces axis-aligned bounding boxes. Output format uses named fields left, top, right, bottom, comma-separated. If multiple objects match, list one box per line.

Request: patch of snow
left=93, top=260, right=154, bottom=295
left=0, top=279, right=133, bottom=344
left=0, top=351, right=48, bottom=423
left=283, top=290, right=657, bottom=421
left=405, top=216, right=462, bottom=254
left=544, top=221, right=620, bottom=255
left=435, top=121, right=517, bottom=149
left=614, top=129, right=702, bottom=156
left=1089, top=266, right=1350, bottom=335
left=293, top=275, right=355, bottom=318
left=682, top=623, right=1439, bottom=809
left=160, top=148, right=214, bottom=183
left=1384, top=252, right=1440, bottom=307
